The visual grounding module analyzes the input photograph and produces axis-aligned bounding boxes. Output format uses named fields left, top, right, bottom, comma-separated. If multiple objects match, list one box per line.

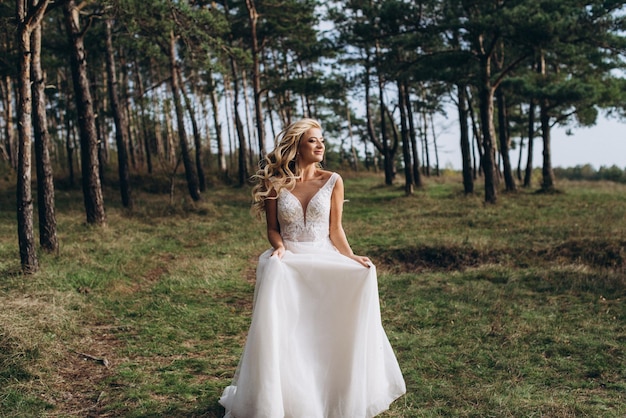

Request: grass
left=0, top=171, right=625, bottom=417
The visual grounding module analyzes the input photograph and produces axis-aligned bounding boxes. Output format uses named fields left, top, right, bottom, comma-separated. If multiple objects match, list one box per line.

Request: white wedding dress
left=219, top=172, right=406, bottom=418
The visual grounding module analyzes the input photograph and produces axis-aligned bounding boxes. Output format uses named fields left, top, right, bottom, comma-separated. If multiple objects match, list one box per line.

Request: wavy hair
left=251, top=118, right=322, bottom=216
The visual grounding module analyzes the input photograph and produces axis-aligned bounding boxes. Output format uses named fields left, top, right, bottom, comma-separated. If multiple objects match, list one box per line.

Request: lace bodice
left=277, top=172, right=339, bottom=242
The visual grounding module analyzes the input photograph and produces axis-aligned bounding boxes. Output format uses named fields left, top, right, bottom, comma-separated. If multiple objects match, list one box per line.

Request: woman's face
left=297, top=128, right=325, bottom=164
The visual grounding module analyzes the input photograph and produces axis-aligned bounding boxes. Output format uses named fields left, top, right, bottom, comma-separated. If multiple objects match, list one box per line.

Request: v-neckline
left=285, top=173, right=335, bottom=222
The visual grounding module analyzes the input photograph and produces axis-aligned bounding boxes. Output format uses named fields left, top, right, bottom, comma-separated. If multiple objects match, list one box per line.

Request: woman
left=220, top=118, right=406, bottom=418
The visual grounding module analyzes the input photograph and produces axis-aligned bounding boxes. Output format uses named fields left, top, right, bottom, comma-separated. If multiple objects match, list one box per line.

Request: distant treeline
left=554, top=165, right=626, bottom=184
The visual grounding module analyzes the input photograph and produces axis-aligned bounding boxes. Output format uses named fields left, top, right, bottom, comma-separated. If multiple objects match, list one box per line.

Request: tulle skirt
left=219, top=238, right=406, bottom=418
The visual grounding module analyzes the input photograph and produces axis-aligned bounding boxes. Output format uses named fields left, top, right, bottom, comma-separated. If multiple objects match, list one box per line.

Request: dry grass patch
left=0, top=290, right=122, bottom=416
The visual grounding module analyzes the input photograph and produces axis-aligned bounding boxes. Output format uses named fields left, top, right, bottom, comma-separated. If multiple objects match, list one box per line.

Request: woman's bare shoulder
left=318, top=169, right=339, bottom=180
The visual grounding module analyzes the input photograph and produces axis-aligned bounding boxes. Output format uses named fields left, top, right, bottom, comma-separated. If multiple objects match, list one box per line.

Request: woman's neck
left=298, top=164, right=319, bottom=181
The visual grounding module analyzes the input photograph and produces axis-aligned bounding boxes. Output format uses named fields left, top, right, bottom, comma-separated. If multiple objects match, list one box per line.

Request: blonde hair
left=251, top=118, right=322, bottom=216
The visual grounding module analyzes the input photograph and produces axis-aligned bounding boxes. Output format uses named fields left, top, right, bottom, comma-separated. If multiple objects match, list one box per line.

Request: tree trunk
left=150, top=63, right=169, bottom=164
left=63, top=0, right=106, bottom=225
left=16, top=0, right=42, bottom=273
left=16, top=0, right=51, bottom=272
left=235, top=111, right=248, bottom=186
left=223, top=71, right=236, bottom=171
left=31, top=3, right=58, bottom=253
left=105, top=19, right=132, bottom=208
left=516, top=136, right=523, bottom=181
left=229, top=53, right=249, bottom=186
left=378, top=74, right=394, bottom=185
left=241, top=67, right=256, bottom=169
left=163, top=94, right=176, bottom=166
left=397, top=81, right=413, bottom=195
left=524, top=99, right=535, bottom=188
left=65, top=109, right=75, bottom=186
left=457, top=84, right=474, bottom=194
left=478, top=54, right=498, bottom=204
left=115, top=54, right=135, bottom=171
left=496, top=86, right=517, bottom=192
left=369, top=44, right=394, bottom=185
left=169, top=31, right=201, bottom=201
left=207, top=67, right=227, bottom=178
left=180, top=70, right=206, bottom=192
left=467, top=88, right=482, bottom=178
left=92, top=69, right=108, bottom=168
left=420, top=108, right=430, bottom=176
left=405, top=84, right=422, bottom=188
left=133, top=59, right=152, bottom=174
left=364, top=60, right=384, bottom=175
left=430, top=113, right=440, bottom=176
left=516, top=104, right=524, bottom=182
left=346, top=106, right=358, bottom=171
left=537, top=50, right=555, bottom=191
left=202, top=106, right=214, bottom=169
left=0, top=76, right=15, bottom=166
left=245, top=0, right=265, bottom=156
left=540, top=99, right=555, bottom=191
left=119, top=58, right=141, bottom=170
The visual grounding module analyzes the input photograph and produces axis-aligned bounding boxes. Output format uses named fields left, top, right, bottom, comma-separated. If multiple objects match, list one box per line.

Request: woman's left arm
left=329, top=175, right=371, bottom=268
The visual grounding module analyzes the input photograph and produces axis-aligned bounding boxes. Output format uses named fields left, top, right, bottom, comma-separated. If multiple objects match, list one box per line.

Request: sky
left=433, top=114, right=626, bottom=171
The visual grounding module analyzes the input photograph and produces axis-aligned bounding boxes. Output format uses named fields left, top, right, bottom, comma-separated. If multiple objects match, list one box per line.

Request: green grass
left=1, top=172, right=625, bottom=417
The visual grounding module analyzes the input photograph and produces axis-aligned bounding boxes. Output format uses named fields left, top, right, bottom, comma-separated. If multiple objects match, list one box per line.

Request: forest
left=1, top=1, right=626, bottom=416
left=1, top=0, right=626, bottom=271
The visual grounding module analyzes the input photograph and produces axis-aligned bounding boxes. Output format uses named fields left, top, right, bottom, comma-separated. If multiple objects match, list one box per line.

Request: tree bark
left=420, top=108, right=430, bottom=176
left=105, top=18, right=132, bottom=208
left=228, top=52, right=249, bottom=186
left=516, top=105, right=524, bottom=182
left=179, top=70, right=206, bottom=192
left=92, top=69, right=108, bottom=179
left=346, top=106, right=359, bottom=171
left=496, top=86, right=517, bottom=192
left=168, top=30, right=201, bottom=201
left=478, top=54, right=498, bottom=204
left=31, top=1, right=58, bottom=253
left=121, top=68, right=136, bottom=170
left=16, top=0, right=51, bottom=272
left=397, top=80, right=413, bottom=195
left=16, top=0, right=41, bottom=273
left=133, top=59, right=152, bottom=174
left=245, top=0, right=266, bottom=156
left=430, top=113, right=440, bottom=176
left=235, top=109, right=248, bottom=186
left=65, top=105, right=76, bottom=187
left=241, top=70, right=256, bottom=169
left=377, top=60, right=394, bottom=185
left=118, top=56, right=140, bottom=170
left=405, top=83, right=422, bottom=188
left=164, top=94, right=176, bottom=165
left=467, top=88, right=483, bottom=179
left=223, top=71, right=236, bottom=171
left=457, top=84, right=474, bottom=194
left=537, top=51, right=555, bottom=191
left=364, top=48, right=395, bottom=185
left=0, top=76, right=15, bottom=166
left=63, top=0, right=106, bottom=225
left=524, top=99, right=535, bottom=188
left=207, top=67, right=227, bottom=178
left=540, top=99, right=555, bottom=191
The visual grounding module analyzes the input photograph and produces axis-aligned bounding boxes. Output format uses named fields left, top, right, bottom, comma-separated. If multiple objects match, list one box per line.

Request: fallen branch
left=73, top=350, right=110, bottom=368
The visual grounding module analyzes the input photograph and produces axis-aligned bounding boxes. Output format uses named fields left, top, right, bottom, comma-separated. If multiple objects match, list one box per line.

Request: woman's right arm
left=265, top=197, right=285, bottom=258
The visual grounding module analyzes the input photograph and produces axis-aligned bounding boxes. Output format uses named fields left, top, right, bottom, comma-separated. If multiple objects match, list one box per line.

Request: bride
left=219, top=118, right=406, bottom=418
